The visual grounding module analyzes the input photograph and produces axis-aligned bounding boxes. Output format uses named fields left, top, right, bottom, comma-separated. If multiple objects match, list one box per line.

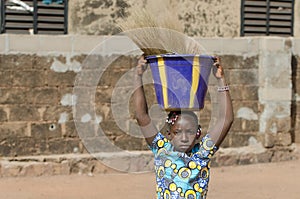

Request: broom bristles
left=118, top=8, right=203, bottom=56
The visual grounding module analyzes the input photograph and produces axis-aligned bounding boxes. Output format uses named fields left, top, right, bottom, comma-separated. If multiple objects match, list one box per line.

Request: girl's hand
left=136, top=55, right=147, bottom=76
left=212, top=56, right=225, bottom=79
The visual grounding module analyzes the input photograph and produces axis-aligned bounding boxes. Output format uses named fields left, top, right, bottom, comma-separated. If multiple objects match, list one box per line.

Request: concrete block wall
left=68, top=0, right=300, bottom=37
left=0, top=34, right=298, bottom=162
left=292, top=38, right=300, bottom=143
left=68, top=0, right=240, bottom=37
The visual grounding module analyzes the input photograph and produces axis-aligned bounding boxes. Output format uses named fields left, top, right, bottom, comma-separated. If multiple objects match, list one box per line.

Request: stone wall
left=68, top=0, right=240, bottom=37
left=0, top=35, right=299, bottom=175
left=292, top=39, right=300, bottom=143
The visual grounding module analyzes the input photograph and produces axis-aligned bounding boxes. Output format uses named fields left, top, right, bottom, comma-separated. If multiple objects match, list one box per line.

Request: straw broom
left=118, top=8, right=203, bottom=56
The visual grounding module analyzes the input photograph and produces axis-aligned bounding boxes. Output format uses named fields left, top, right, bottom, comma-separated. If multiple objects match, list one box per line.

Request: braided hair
left=166, top=111, right=198, bottom=125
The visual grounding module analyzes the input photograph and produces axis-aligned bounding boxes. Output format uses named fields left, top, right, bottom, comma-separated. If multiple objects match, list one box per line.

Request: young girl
left=133, top=55, right=233, bottom=199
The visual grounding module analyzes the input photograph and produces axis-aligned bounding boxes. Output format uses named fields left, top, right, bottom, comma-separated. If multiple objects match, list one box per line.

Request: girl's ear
left=166, top=130, right=172, bottom=140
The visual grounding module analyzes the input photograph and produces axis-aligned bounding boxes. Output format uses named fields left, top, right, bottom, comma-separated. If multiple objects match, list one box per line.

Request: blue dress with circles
left=150, top=133, right=218, bottom=199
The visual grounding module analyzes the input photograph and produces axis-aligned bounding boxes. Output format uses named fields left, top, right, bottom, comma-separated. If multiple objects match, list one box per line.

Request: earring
left=196, top=125, right=202, bottom=138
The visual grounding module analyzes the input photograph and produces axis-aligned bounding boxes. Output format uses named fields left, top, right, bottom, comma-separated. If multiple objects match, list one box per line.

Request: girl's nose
left=181, top=133, right=189, bottom=142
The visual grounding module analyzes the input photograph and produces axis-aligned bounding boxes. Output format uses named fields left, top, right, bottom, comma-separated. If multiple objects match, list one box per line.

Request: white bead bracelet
left=217, top=85, right=230, bottom=92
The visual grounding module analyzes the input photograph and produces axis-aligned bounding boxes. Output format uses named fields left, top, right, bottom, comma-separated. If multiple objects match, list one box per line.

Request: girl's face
left=169, top=114, right=199, bottom=153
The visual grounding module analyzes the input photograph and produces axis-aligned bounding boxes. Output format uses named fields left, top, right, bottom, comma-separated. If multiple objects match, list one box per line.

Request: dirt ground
left=0, top=158, right=299, bottom=199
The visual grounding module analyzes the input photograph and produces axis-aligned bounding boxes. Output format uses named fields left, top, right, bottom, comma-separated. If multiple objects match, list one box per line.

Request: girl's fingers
left=138, top=57, right=148, bottom=69
left=212, top=56, right=225, bottom=78
left=214, top=62, right=220, bottom=68
left=138, top=58, right=146, bottom=63
left=213, top=56, right=220, bottom=61
left=138, top=57, right=147, bottom=66
left=136, top=56, right=148, bottom=75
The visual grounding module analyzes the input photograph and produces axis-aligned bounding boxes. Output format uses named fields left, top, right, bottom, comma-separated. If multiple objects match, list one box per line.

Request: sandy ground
left=0, top=158, right=299, bottom=199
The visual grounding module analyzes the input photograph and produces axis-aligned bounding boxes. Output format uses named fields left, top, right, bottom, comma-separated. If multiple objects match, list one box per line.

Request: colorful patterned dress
left=150, top=133, right=218, bottom=199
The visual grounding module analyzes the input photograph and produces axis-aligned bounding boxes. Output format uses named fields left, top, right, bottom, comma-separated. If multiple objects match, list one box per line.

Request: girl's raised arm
left=133, top=55, right=158, bottom=145
left=208, top=57, right=234, bottom=147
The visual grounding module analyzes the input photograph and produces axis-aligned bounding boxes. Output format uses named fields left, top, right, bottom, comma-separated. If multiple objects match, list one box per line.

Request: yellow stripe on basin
left=157, top=56, right=169, bottom=109
left=189, top=56, right=200, bottom=108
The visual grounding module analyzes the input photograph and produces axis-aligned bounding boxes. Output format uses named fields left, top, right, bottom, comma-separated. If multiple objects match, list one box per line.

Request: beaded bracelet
left=217, top=85, right=230, bottom=92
